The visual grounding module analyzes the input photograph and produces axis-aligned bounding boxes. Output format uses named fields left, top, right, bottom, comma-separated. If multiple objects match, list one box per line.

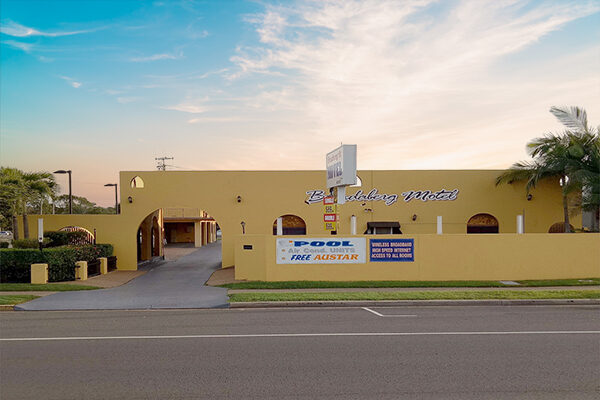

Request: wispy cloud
left=0, top=20, right=97, bottom=37
left=59, top=76, right=82, bottom=88
left=2, top=39, right=33, bottom=52
left=161, top=98, right=209, bottom=113
left=219, top=0, right=600, bottom=168
left=117, top=97, right=142, bottom=104
left=130, top=52, right=184, bottom=62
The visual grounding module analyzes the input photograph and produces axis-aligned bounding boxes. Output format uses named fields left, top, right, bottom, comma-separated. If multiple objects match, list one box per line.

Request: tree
left=53, top=195, right=115, bottom=215
left=496, top=106, right=599, bottom=232
left=0, top=168, right=57, bottom=239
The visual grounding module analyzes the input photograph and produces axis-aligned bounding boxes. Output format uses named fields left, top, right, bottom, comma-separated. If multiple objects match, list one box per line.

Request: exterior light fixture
left=240, top=221, right=246, bottom=234
left=128, top=196, right=133, bottom=204
left=237, top=196, right=242, bottom=203
left=104, top=184, right=118, bottom=214
left=527, top=194, right=533, bottom=201
left=53, top=169, right=72, bottom=214
left=412, top=214, right=417, bottom=221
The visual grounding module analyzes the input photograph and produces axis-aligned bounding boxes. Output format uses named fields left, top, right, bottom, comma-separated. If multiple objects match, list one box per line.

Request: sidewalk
left=228, top=285, right=600, bottom=294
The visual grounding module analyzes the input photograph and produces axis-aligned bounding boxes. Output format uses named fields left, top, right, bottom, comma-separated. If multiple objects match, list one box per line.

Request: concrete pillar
left=517, top=215, right=524, bottom=234
left=350, top=215, right=356, bottom=235
left=31, top=263, right=48, bottom=284
left=194, top=221, right=202, bottom=247
left=99, top=257, right=108, bottom=274
left=75, top=261, right=88, bottom=281
left=437, top=216, right=443, bottom=235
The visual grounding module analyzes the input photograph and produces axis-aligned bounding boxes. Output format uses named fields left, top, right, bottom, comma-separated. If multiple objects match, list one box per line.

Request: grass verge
left=221, top=278, right=600, bottom=290
left=0, top=295, right=39, bottom=305
left=228, top=290, right=600, bottom=302
left=0, top=283, right=100, bottom=292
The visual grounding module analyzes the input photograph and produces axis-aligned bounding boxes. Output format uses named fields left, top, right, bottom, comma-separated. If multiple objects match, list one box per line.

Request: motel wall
left=18, top=169, right=580, bottom=273
left=235, top=234, right=600, bottom=281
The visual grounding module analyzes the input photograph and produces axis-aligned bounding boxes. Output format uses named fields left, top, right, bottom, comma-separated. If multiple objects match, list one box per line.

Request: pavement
left=13, top=242, right=228, bottom=311
left=1, top=305, right=599, bottom=399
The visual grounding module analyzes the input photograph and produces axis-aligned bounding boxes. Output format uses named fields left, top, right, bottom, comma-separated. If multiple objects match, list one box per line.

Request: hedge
left=13, top=238, right=51, bottom=249
left=0, top=244, right=114, bottom=283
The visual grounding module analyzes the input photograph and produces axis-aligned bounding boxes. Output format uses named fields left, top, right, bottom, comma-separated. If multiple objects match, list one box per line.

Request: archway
left=273, top=215, right=306, bottom=235
left=136, top=207, right=222, bottom=264
left=467, top=213, right=499, bottom=234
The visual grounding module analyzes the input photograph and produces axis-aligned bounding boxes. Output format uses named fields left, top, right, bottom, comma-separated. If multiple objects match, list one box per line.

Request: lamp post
left=53, top=170, right=72, bottom=214
left=104, top=184, right=118, bottom=214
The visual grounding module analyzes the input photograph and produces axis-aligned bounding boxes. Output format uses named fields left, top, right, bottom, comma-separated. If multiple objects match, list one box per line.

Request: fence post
left=31, top=263, right=48, bottom=284
left=98, top=257, right=108, bottom=274
left=75, top=261, right=88, bottom=281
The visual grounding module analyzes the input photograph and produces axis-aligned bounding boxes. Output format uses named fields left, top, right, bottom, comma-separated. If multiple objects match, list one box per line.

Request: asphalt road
left=1, top=305, right=599, bottom=399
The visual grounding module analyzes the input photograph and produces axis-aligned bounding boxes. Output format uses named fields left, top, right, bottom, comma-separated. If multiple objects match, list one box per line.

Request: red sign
left=323, top=196, right=335, bottom=205
left=323, top=214, right=337, bottom=222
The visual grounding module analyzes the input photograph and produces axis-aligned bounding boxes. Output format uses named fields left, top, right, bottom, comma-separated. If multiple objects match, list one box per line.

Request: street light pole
left=53, top=170, right=72, bottom=214
left=104, top=184, right=118, bottom=214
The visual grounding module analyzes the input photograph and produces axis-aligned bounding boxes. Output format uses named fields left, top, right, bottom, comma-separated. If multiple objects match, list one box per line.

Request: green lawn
left=0, top=283, right=100, bottom=292
left=0, top=295, right=39, bottom=305
left=221, top=278, right=600, bottom=290
left=228, top=290, right=600, bottom=302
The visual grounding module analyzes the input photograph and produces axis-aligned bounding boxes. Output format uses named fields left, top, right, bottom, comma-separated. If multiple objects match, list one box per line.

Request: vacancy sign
left=323, top=196, right=337, bottom=231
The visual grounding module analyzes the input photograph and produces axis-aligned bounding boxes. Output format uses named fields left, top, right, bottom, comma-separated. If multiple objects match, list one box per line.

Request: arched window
left=548, top=222, right=574, bottom=233
left=130, top=176, right=145, bottom=188
left=273, top=215, right=307, bottom=235
left=467, top=213, right=499, bottom=234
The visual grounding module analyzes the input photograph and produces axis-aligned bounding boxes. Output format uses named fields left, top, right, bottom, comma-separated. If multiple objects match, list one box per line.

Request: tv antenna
left=155, top=156, right=174, bottom=171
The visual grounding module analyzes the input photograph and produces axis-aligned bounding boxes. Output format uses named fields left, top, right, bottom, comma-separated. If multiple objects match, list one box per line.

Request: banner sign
left=277, top=238, right=366, bottom=264
left=370, top=239, right=414, bottom=262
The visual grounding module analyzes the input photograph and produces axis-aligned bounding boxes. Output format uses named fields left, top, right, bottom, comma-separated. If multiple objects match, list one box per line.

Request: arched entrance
left=273, top=215, right=306, bottom=235
left=136, top=207, right=221, bottom=264
left=467, top=213, right=499, bottom=234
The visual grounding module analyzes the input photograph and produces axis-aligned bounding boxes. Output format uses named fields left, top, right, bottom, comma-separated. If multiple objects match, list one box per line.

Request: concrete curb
left=229, top=299, right=600, bottom=308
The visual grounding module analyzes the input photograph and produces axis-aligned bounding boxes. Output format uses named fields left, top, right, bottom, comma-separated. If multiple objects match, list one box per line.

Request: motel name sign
left=305, top=188, right=459, bottom=205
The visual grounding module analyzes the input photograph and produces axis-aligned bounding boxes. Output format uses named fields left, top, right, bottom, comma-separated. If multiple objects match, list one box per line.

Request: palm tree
left=496, top=106, right=599, bottom=233
left=0, top=168, right=57, bottom=239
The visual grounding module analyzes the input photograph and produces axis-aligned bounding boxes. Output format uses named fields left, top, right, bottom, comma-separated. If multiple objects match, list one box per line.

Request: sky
left=1, top=0, right=599, bottom=206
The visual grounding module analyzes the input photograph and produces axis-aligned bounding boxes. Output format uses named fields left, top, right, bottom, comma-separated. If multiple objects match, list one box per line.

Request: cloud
left=59, top=76, right=82, bottom=88
left=0, top=20, right=96, bottom=37
left=2, top=40, right=33, bottom=52
left=117, top=97, right=141, bottom=104
left=130, top=52, right=183, bottom=62
left=162, top=98, right=209, bottom=113
left=220, top=0, right=600, bottom=169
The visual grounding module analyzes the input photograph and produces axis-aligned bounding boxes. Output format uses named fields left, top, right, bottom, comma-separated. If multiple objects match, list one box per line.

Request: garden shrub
left=96, top=244, right=114, bottom=258
left=0, top=244, right=113, bottom=283
left=13, top=238, right=50, bottom=248
left=44, top=231, right=69, bottom=247
left=0, top=242, right=9, bottom=248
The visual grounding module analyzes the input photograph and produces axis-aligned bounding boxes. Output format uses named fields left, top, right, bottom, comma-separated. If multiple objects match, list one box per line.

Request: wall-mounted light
left=240, top=221, right=246, bottom=234
left=237, top=195, right=242, bottom=203
left=527, top=194, right=533, bottom=201
left=128, top=196, right=133, bottom=203
left=412, top=214, right=417, bottom=221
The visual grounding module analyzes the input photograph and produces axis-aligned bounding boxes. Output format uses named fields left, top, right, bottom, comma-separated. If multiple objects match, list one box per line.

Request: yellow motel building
left=20, top=170, right=600, bottom=281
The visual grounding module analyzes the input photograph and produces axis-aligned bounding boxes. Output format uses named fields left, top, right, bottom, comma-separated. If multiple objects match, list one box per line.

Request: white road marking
left=1, top=331, right=598, bottom=342
left=362, top=307, right=417, bottom=317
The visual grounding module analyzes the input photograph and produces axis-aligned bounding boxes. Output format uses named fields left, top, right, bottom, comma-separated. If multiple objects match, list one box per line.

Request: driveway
left=15, top=242, right=229, bottom=310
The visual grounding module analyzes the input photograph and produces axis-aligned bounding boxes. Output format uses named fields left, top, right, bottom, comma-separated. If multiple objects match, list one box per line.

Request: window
left=364, top=222, right=402, bottom=234
left=273, top=215, right=307, bottom=235
left=130, top=176, right=145, bottom=188
left=467, top=213, right=499, bottom=234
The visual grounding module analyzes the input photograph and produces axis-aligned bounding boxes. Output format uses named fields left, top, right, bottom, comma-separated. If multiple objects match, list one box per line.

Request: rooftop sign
left=326, top=144, right=357, bottom=189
